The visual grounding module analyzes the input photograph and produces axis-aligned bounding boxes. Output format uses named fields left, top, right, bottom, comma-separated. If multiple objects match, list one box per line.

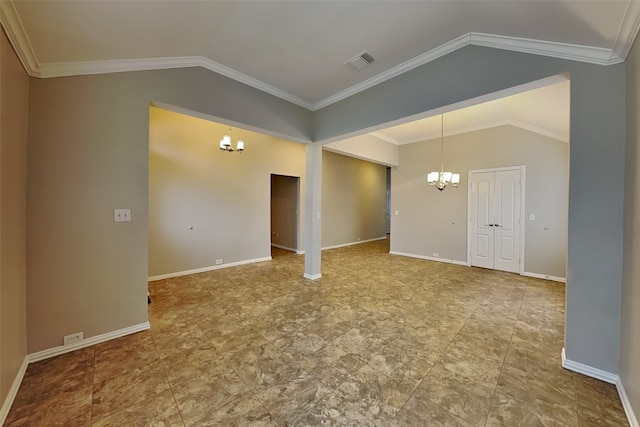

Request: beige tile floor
left=5, top=238, right=629, bottom=426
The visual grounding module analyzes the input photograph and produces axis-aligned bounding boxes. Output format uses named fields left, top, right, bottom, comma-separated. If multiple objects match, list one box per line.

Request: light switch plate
left=114, top=209, right=131, bottom=222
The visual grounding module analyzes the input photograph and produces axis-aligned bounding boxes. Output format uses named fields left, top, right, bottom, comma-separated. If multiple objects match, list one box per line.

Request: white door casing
left=468, top=167, right=524, bottom=273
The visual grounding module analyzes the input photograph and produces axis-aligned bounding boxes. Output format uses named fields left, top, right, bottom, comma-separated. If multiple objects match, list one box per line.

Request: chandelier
left=427, top=114, right=459, bottom=191
left=219, top=127, right=244, bottom=153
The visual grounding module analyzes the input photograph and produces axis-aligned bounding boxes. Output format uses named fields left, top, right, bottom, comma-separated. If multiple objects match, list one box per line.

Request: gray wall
left=391, top=125, right=568, bottom=279
left=317, top=45, right=625, bottom=375
left=0, top=29, right=28, bottom=406
left=149, top=107, right=387, bottom=274
left=27, top=68, right=312, bottom=353
left=20, top=41, right=629, bottom=379
left=622, top=31, right=640, bottom=421
left=322, top=150, right=387, bottom=248
left=149, top=106, right=307, bottom=277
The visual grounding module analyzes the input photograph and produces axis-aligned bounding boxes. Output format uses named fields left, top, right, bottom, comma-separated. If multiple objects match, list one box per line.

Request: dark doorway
left=270, top=174, right=300, bottom=253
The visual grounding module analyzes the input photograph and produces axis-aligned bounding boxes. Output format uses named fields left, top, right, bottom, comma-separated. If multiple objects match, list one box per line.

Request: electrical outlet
left=63, top=332, right=83, bottom=346
left=114, top=209, right=131, bottom=222
left=215, top=259, right=223, bottom=265
left=433, top=252, right=439, bottom=257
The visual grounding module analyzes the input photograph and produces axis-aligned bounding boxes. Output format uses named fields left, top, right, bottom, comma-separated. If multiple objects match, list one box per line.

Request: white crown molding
left=508, top=119, right=570, bottom=143
left=0, top=0, right=39, bottom=76
left=612, top=0, right=640, bottom=62
left=368, top=131, right=401, bottom=145
left=392, top=119, right=568, bottom=146
left=470, top=33, right=623, bottom=65
left=39, top=56, right=314, bottom=110
left=1, top=0, right=635, bottom=112
left=312, top=33, right=472, bottom=110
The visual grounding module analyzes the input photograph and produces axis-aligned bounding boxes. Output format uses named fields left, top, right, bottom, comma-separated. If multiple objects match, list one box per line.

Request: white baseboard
left=28, top=322, right=150, bottom=363
left=148, top=257, right=272, bottom=281
left=561, top=348, right=618, bottom=383
left=389, top=251, right=468, bottom=266
left=0, top=357, right=28, bottom=426
left=322, top=236, right=387, bottom=251
left=0, top=321, right=150, bottom=425
left=617, top=376, right=640, bottom=427
left=303, top=273, right=322, bottom=280
left=522, top=271, right=566, bottom=283
left=561, top=348, right=638, bottom=427
left=271, top=243, right=299, bottom=253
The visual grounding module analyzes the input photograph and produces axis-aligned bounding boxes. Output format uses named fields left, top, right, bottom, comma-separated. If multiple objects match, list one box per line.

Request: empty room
left=0, top=1, right=639, bottom=426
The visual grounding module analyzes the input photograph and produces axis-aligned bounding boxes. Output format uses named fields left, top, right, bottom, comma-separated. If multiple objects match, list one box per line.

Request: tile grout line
left=481, top=282, right=527, bottom=426
left=149, top=287, right=188, bottom=427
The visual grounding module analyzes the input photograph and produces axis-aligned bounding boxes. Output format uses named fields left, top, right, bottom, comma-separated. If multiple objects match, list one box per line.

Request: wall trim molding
left=522, top=271, right=566, bottom=283
left=617, top=376, right=640, bottom=427
left=0, top=322, right=150, bottom=424
left=389, top=251, right=468, bottom=266
left=2, top=0, right=634, bottom=112
left=303, top=273, right=322, bottom=280
left=0, top=357, right=28, bottom=425
left=469, top=32, right=622, bottom=65
left=148, top=256, right=272, bottom=281
left=613, top=0, right=640, bottom=61
left=561, top=348, right=618, bottom=383
left=322, top=236, right=387, bottom=251
left=270, top=243, right=299, bottom=253
left=28, top=322, right=151, bottom=364
left=0, top=0, right=39, bottom=76
left=562, top=348, right=638, bottom=427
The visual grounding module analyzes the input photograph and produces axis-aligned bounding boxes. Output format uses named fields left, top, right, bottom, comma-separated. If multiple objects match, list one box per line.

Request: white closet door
left=470, top=172, right=495, bottom=269
left=493, top=169, right=521, bottom=273
left=469, top=168, right=522, bottom=273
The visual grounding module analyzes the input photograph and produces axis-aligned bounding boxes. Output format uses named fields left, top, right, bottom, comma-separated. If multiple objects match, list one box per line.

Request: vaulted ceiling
left=1, top=1, right=636, bottom=144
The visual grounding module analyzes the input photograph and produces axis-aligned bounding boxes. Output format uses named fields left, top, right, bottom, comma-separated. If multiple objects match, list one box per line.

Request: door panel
left=494, top=170, right=521, bottom=273
left=470, top=172, right=494, bottom=269
left=469, top=168, right=522, bottom=273
left=475, top=235, right=490, bottom=259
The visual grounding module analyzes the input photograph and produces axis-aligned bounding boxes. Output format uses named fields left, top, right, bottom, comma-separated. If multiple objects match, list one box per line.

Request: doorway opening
left=270, top=174, right=301, bottom=255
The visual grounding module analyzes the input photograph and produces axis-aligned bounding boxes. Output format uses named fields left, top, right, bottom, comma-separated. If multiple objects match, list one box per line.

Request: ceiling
left=361, top=79, right=571, bottom=146
left=1, top=1, right=638, bottom=111
left=0, top=1, right=634, bottom=149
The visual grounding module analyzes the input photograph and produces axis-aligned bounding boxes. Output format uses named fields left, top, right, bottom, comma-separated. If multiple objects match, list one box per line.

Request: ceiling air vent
left=346, top=51, right=375, bottom=70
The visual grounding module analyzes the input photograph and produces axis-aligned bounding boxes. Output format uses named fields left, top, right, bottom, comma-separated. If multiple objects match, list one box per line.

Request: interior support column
left=304, top=142, right=322, bottom=280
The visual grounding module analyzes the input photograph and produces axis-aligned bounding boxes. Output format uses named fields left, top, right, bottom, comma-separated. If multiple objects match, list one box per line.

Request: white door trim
left=467, top=165, right=526, bottom=274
